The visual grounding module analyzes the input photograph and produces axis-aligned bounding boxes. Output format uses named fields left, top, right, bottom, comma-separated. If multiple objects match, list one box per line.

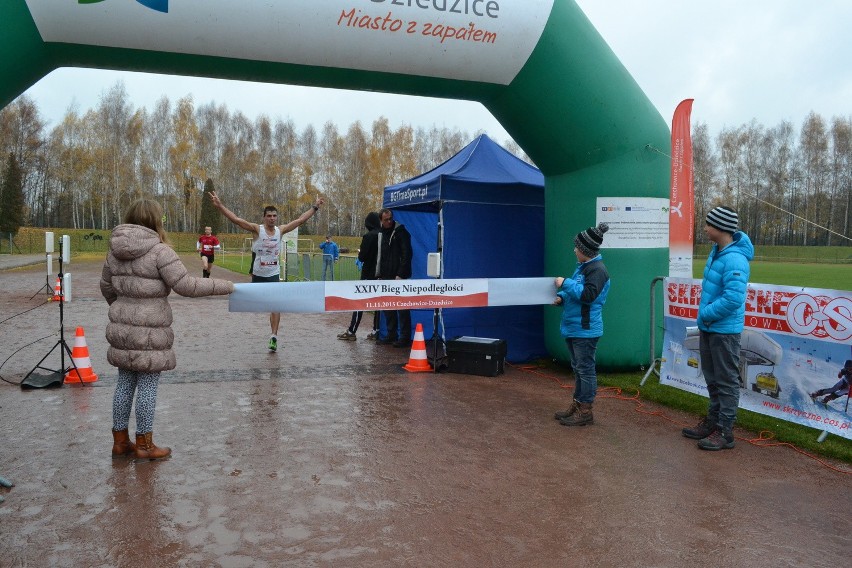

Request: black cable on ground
left=0, top=335, right=54, bottom=385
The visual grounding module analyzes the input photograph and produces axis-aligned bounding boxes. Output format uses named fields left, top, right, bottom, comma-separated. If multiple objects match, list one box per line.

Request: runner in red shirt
left=197, top=226, right=220, bottom=278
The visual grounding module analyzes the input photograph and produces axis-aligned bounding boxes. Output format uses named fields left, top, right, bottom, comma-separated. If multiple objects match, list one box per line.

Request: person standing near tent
left=319, top=234, right=339, bottom=281
left=552, top=222, right=610, bottom=427
left=682, top=206, right=754, bottom=451
left=196, top=226, right=220, bottom=278
left=101, top=198, right=234, bottom=460
left=338, top=212, right=381, bottom=340
left=376, top=208, right=413, bottom=348
left=208, top=191, right=324, bottom=351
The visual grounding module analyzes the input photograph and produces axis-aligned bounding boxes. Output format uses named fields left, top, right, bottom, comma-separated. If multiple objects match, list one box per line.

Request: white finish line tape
left=229, top=277, right=556, bottom=313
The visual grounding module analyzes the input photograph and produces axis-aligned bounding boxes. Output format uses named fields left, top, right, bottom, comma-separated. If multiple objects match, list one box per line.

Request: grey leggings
left=112, top=369, right=160, bottom=434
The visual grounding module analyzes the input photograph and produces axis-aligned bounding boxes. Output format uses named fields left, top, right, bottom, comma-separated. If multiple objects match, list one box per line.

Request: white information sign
left=596, top=197, right=669, bottom=249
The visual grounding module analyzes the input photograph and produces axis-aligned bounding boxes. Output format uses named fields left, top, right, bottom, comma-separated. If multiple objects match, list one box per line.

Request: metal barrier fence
left=283, top=253, right=361, bottom=282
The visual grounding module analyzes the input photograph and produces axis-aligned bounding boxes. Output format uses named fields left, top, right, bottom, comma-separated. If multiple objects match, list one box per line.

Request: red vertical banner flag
left=668, top=99, right=695, bottom=278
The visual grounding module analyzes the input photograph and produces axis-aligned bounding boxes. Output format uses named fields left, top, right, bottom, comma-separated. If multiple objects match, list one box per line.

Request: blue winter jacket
left=698, top=232, right=754, bottom=334
left=319, top=240, right=339, bottom=261
left=557, top=255, right=610, bottom=338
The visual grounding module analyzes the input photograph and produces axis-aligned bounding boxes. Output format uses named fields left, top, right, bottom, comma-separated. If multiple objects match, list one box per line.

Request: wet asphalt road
left=1, top=255, right=850, bottom=567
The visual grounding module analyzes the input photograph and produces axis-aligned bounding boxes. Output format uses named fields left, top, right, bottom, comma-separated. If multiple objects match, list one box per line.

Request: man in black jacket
left=376, top=208, right=413, bottom=348
left=337, top=211, right=381, bottom=340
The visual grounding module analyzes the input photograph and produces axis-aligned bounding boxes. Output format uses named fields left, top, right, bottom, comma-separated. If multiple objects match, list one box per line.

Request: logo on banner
left=667, top=281, right=852, bottom=341
left=786, top=294, right=852, bottom=341
left=324, top=279, right=489, bottom=311
left=79, top=0, right=168, bottom=13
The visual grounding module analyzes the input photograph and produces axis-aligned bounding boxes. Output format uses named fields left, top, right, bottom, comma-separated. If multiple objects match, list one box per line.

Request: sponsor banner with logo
left=230, top=277, right=554, bottom=313
left=668, top=99, right=694, bottom=278
left=25, top=0, right=554, bottom=85
left=660, top=277, right=852, bottom=439
left=384, top=185, right=435, bottom=207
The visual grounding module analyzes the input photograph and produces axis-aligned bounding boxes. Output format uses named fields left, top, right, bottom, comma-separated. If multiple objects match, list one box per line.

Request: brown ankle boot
left=135, top=432, right=172, bottom=460
left=554, top=400, right=580, bottom=420
left=559, top=402, right=594, bottom=427
left=111, top=429, right=136, bottom=458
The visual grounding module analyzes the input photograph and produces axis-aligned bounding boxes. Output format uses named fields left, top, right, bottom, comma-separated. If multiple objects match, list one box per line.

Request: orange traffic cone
left=403, top=323, right=433, bottom=373
left=64, top=327, right=99, bottom=383
left=51, top=276, right=62, bottom=302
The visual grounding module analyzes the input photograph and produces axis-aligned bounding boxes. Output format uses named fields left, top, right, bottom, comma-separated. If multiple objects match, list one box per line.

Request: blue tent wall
left=384, top=136, right=547, bottom=362
left=391, top=203, right=545, bottom=362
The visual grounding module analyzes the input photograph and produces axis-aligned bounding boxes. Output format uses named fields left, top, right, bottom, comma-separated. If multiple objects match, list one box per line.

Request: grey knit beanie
left=574, top=222, right=609, bottom=257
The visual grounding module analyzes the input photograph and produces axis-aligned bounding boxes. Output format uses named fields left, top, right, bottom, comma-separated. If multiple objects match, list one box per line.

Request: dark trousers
left=699, top=331, right=741, bottom=430
left=385, top=310, right=411, bottom=341
left=347, top=311, right=364, bottom=334
left=565, top=336, right=599, bottom=404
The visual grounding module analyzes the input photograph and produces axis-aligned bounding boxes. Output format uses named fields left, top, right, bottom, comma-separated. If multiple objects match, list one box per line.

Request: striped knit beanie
left=706, top=206, right=739, bottom=233
left=574, top=222, right=609, bottom=258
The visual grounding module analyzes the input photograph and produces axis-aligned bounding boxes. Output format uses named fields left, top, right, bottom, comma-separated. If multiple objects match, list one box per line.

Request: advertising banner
left=668, top=99, right=694, bottom=278
left=660, top=277, right=852, bottom=439
left=325, top=279, right=488, bottom=311
left=230, top=276, right=555, bottom=313
left=25, top=0, right=554, bottom=85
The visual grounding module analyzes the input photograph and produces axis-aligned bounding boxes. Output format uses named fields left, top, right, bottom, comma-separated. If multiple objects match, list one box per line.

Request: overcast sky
left=18, top=0, right=852, bottom=144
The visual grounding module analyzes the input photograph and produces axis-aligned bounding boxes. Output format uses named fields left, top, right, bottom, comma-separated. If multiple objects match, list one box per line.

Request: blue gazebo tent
left=382, top=134, right=546, bottom=362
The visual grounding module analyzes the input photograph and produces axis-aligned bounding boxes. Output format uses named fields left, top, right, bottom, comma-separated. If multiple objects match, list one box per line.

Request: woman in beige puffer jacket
left=101, top=199, right=234, bottom=460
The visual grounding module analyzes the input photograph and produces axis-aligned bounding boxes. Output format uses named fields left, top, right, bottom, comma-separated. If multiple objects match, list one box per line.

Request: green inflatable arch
left=2, top=0, right=669, bottom=369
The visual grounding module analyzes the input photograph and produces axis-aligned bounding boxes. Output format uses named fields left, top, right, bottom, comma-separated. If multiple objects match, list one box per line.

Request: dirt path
left=1, top=256, right=850, bottom=567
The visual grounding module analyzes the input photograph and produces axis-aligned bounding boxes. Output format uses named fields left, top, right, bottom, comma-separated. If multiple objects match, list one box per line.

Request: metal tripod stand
left=21, top=251, right=80, bottom=385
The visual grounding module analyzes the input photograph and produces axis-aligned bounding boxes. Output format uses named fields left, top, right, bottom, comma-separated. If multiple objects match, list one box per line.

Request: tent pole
left=432, top=213, right=444, bottom=372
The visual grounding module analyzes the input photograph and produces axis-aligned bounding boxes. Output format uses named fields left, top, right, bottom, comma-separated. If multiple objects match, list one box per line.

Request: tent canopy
left=382, top=135, right=547, bottom=362
left=383, top=134, right=544, bottom=210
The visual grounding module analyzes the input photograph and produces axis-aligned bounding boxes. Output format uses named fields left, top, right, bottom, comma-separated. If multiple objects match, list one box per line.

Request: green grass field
left=694, top=259, right=852, bottom=291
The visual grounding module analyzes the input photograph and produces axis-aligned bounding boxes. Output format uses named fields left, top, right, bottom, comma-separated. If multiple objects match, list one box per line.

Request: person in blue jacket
left=319, top=234, right=339, bottom=281
left=682, top=206, right=754, bottom=451
left=553, top=222, right=610, bottom=427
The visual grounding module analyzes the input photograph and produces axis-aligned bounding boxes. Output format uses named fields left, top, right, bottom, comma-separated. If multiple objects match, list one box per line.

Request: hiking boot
left=559, top=402, right=594, bottom=427
left=682, top=416, right=715, bottom=440
left=554, top=400, right=580, bottom=421
left=337, top=331, right=357, bottom=341
left=268, top=336, right=278, bottom=352
left=697, top=428, right=735, bottom=451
